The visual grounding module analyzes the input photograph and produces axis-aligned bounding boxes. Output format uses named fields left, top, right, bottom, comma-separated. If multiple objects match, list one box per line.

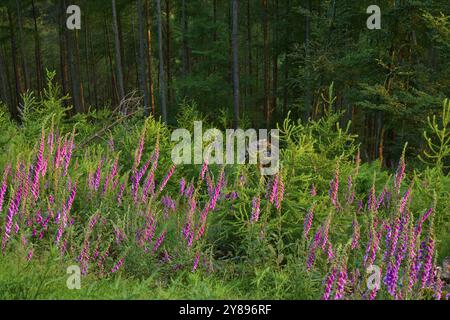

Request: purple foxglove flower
left=275, top=176, right=284, bottom=210
left=334, top=265, right=347, bottom=300
left=357, top=200, right=363, bottom=214
left=200, top=161, right=208, bottom=180
left=64, top=134, right=74, bottom=175
left=117, top=182, right=126, bottom=205
left=250, top=196, right=261, bottom=224
left=133, top=131, right=145, bottom=170
left=327, top=241, right=334, bottom=262
left=323, top=268, right=337, bottom=300
left=351, top=218, right=360, bottom=250
left=180, top=178, right=186, bottom=195
left=303, top=206, right=315, bottom=239
left=421, top=237, right=434, bottom=288
left=376, top=188, right=387, bottom=211
left=159, top=164, right=177, bottom=192
left=192, top=253, right=200, bottom=272
left=209, top=170, right=224, bottom=210
left=0, top=166, right=10, bottom=213
left=269, top=174, right=279, bottom=204
left=111, top=258, right=125, bottom=274
left=152, top=230, right=167, bottom=253
left=321, top=219, right=331, bottom=251
left=329, top=167, right=339, bottom=208
left=368, top=287, right=378, bottom=300
left=94, top=162, right=102, bottom=191
left=310, top=184, right=316, bottom=197
left=26, top=248, right=33, bottom=261
left=2, top=187, right=22, bottom=252
left=399, top=188, right=412, bottom=214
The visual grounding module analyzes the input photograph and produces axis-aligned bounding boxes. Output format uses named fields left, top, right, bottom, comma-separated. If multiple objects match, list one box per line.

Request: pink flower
left=111, top=258, right=125, bottom=273
left=251, top=196, right=261, bottom=224
left=192, top=253, right=200, bottom=272
left=303, top=206, right=315, bottom=239
left=159, top=164, right=177, bottom=192
left=152, top=230, right=167, bottom=253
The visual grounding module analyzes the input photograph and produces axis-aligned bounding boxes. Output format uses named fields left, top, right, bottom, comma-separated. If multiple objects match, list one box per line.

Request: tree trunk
left=15, top=0, right=30, bottom=92
left=156, top=0, right=168, bottom=122
left=104, top=15, right=119, bottom=106
left=88, top=15, right=99, bottom=107
left=146, top=0, right=156, bottom=115
left=262, top=0, right=270, bottom=127
left=137, top=0, right=150, bottom=115
left=181, top=0, right=190, bottom=79
left=165, top=0, right=172, bottom=106
left=112, top=0, right=126, bottom=102
left=0, top=48, right=9, bottom=106
left=272, top=0, right=279, bottom=117
left=31, top=0, right=44, bottom=93
left=231, top=0, right=239, bottom=129
left=8, top=7, right=22, bottom=118
left=247, top=0, right=252, bottom=106
left=58, top=2, right=69, bottom=102
left=304, top=0, right=312, bottom=120
left=66, top=27, right=82, bottom=113
left=75, top=30, right=85, bottom=111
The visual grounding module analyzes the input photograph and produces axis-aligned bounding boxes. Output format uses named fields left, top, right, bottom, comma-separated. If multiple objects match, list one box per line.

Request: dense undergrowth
left=0, top=74, right=448, bottom=300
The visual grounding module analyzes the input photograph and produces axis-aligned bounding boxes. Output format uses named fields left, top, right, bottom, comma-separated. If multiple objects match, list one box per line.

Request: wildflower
left=200, top=160, right=208, bottom=180
left=250, top=196, right=261, bottom=224
left=322, top=268, right=337, bottom=300
left=64, top=133, right=75, bottom=175
left=275, top=175, right=285, bottom=210
left=0, top=166, right=10, bottom=213
left=368, top=287, right=378, bottom=300
left=27, top=248, right=33, bottom=261
left=133, top=130, right=146, bottom=170
left=351, top=217, right=360, bottom=250
left=111, top=258, right=125, bottom=274
left=399, top=187, right=412, bottom=214
left=269, top=174, right=278, bottom=204
left=180, top=178, right=186, bottom=195
left=327, top=241, right=334, bottom=262
left=117, top=182, right=126, bottom=205
left=394, top=155, right=406, bottom=193
left=209, top=170, right=224, bottom=210
left=310, top=184, right=316, bottom=197
left=2, top=187, right=22, bottom=252
left=192, top=253, right=200, bottom=272
left=153, top=230, right=167, bottom=253
left=329, top=166, right=339, bottom=208
left=303, top=205, right=315, bottom=239
left=94, top=161, right=102, bottom=191
left=159, top=164, right=177, bottom=192
left=421, top=236, right=434, bottom=288
left=334, top=263, right=348, bottom=300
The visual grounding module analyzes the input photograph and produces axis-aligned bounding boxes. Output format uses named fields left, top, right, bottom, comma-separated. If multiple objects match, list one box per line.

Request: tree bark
left=156, top=0, right=168, bottom=122
left=8, top=7, right=22, bottom=118
left=15, top=0, right=30, bottom=92
left=181, top=0, right=190, bottom=79
left=146, top=0, right=156, bottom=115
left=262, top=0, right=270, bottom=127
left=31, top=0, right=44, bottom=93
left=165, top=0, right=172, bottom=106
left=231, top=0, right=239, bottom=129
left=137, top=0, right=150, bottom=115
left=112, top=0, right=126, bottom=102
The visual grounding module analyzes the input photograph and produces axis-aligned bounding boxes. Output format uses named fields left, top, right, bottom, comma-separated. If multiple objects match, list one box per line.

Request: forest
left=0, top=0, right=448, bottom=300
